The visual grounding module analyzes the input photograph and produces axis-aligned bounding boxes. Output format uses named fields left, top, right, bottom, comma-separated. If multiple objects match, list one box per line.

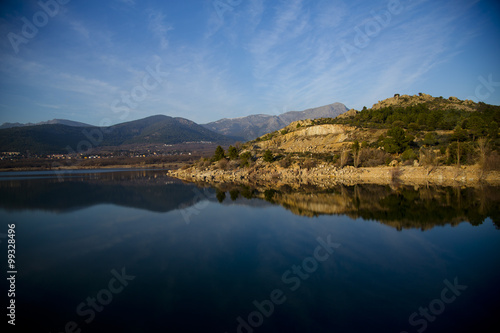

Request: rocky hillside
left=250, top=120, right=381, bottom=154
left=371, top=93, right=477, bottom=112
left=169, top=94, right=500, bottom=188
left=202, top=102, right=348, bottom=140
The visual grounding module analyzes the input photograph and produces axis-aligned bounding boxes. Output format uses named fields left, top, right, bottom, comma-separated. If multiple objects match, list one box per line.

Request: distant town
left=0, top=142, right=220, bottom=170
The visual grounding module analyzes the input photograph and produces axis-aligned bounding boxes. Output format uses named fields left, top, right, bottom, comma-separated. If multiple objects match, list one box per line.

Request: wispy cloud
left=68, top=20, right=90, bottom=40
left=145, top=47, right=253, bottom=122
left=249, top=0, right=306, bottom=56
left=315, top=0, right=348, bottom=29
left=247, top=0, right=265, bottom=29
left=1, top=0, right=498, bottom=125
left=146, top=9, right=173, bottom=50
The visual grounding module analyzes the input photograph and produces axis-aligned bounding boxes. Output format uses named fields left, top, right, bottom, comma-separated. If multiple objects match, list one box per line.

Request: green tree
left=401, top=148, right=417, bottom=161
left=423, top=132, right=438, bottom=146
left=467, top=116, right=487, bottom=141
left=384, top=127, right=411, bottom=153
left=239, top=152, right=252, bottom=168
left=387, top=126, right=406, bottom=144
left=213, top=145, right=225, bottom=161
left=447, top=141, right=474, bottom=166
left=227, top=146, right=239, bottom=160
left=488, top=121, right=498, bottom=139
left=451, top=125, right=468, bottom=142
left=351, top=140, right=360, bottom=154
left=408, top=122, right=420, bottom=132
left=263, top=149, right=274, bottom=163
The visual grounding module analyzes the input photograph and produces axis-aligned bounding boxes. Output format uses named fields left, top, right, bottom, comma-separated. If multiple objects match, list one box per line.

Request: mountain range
left=0, top=119, right=92, bottom=129
left=0, top=103, right=349, bottom=154
left=202, top=102, right=348, bottom=140
left=0, top=115, right=231, bottom=154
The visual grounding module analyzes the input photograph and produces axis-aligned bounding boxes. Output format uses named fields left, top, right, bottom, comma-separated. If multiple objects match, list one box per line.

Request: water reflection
left=209, top=182, right=500, bottom=230
left=1, top=170, right=499, bottom=230
left=0, top=169, right=206, bottom=213
left=1, top=170, right=499, bottom=332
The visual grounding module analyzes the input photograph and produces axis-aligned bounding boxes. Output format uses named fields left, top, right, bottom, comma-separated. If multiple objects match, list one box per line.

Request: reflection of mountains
left=211, top=183, right=500, bottom=230
left=2, top=170, right=499, bottom=230
left=0, top=170, right=209, bottom=213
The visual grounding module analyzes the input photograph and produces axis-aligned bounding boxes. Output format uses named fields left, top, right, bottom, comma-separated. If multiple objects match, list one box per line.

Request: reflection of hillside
left=210, top=183, right=500, bottom=230
left=0, top=170, right=208, bottom=213
left=2, top=170, right=499, bottom=230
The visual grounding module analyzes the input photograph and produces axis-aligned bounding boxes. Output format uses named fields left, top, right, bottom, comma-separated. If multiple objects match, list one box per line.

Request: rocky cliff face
left=252, top=120, right=387, bottom=154
left=256, top=123, right=354, bottom=153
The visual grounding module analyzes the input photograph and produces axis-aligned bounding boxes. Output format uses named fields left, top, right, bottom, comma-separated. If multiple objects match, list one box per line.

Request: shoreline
left=168, top=164, right=500, bottom=188
left=0, top=162, right=186, bottom=173
left=3, top=162, right=499, bottom=188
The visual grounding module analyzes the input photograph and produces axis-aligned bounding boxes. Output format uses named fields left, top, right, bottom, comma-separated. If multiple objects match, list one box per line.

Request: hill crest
left=371, top=93, right=478, bottom=112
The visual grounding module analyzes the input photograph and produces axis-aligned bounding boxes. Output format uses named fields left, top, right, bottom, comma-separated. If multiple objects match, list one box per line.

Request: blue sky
left=0, top=0, right=499, bottom=126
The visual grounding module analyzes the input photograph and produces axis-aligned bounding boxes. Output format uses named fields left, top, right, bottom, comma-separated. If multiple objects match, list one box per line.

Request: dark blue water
left=1, top=169, right=499, bottom=332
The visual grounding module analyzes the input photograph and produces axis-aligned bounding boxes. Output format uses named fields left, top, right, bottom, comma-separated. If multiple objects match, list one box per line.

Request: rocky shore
left=168, top=163, right=500, bottom=188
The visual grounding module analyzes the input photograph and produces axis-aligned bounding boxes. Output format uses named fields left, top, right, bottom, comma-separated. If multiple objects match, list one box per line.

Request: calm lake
left=1, top=169, right=499, bottom=333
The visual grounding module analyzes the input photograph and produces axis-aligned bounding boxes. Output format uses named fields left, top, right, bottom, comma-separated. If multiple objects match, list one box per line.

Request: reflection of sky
left=0, top=170, right=202, bottom=213
left=0, top=168, right=154, bottom=180
left=3, top=198, right=500, bottom=332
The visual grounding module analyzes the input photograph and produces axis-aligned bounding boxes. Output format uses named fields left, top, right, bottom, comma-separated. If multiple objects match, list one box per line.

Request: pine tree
left=213, top=145, right=225, bottom=161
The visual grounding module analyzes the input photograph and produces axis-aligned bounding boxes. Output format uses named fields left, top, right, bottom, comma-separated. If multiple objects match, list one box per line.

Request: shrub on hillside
left=419, top=148, right=440, bottom=166
left=279, top=156, right=292, bottom=168
left=239, top=152, right=253, bottom=168
left=483, top=151, right=500, bottom=171
left=217, top=158, right=228, bottom=170
left=359, top=148, right=391, bottom=167
left=263, top=150, right=274, bottom=163
left=303, top=158, right=317, bottom=170
left=401, top=148, right=418, bottom=161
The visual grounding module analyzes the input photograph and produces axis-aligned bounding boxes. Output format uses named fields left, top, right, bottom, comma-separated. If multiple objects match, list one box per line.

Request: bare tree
left=477, top=137, right=488, bottom=167
left=340, top=149, right=350, bottom=167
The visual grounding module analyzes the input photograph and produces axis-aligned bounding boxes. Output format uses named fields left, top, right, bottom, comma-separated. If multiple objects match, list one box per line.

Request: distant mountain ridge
left=0, top=119, right=92, bottom=129
left=202, top=102, right=349, bottom=140
left=0, top=102, right=350, bottom=154
left=0, top=115, right=232, bottom=154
